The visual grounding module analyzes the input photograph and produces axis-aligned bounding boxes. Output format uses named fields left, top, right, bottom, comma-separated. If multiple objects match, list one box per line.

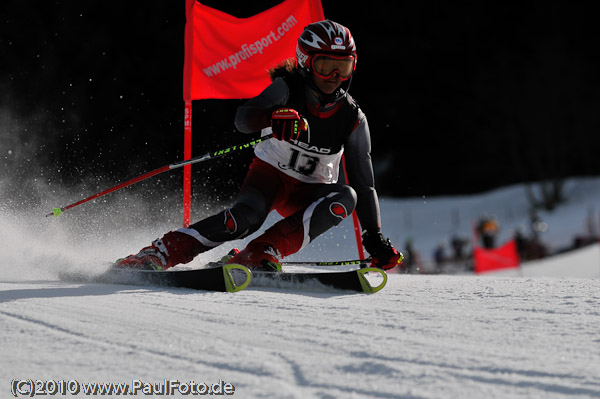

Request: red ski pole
left=46, top=134, right=272, bottom=218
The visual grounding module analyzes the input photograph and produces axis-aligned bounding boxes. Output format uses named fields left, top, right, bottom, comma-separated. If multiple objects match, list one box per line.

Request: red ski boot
left=226, top=242, right=282, bottom=272
left=115, top=231, right=207, bottom=270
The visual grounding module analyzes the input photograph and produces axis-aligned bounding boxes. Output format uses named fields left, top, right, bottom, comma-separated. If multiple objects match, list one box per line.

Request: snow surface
left=1, top=177, right=600, bottom=398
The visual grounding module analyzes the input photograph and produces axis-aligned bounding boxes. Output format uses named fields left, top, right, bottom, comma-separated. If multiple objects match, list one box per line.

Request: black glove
left=271, top=108, right=308, bottom=142
left=362, top=230, right=403, bottom=271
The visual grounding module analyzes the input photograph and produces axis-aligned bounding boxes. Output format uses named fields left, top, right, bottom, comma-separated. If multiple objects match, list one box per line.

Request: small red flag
left=184, top=0, right=324, bottom=100
left=473, top=239, right=521, bottom=274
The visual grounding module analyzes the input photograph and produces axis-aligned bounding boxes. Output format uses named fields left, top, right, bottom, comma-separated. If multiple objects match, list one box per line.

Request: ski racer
left=116, top=20, right=402, bottom=272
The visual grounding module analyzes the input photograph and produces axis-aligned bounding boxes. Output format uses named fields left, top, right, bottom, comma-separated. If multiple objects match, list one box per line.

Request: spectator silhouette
left=477, top=213, right=499, bottom=249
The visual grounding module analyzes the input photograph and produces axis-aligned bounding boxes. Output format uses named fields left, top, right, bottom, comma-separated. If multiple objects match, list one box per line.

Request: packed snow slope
left=1, top=177, right=600, bottom=398
left=2, top=270, right=599, bottom=399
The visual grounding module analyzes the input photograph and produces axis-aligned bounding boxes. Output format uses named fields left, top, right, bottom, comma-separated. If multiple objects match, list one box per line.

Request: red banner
left=473, top=240, right=521, bottom=274
left=184, top=0, right=324, bottom=100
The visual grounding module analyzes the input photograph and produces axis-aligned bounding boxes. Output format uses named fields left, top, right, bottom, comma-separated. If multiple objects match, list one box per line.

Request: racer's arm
left=234, top=78, right=289, bottom=133
left=343, top=110, right=381, bottom=232
left=344, top=112, right=402, bottom=270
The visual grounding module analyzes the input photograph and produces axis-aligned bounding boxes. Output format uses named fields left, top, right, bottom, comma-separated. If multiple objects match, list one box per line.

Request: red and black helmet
left=296, top=20, right=357, bottom=81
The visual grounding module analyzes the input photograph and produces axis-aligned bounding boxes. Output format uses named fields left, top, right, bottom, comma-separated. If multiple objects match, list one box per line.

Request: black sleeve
left=344, top=109, right=382, bottom=232
left=234, top=78, right=289, bottom=133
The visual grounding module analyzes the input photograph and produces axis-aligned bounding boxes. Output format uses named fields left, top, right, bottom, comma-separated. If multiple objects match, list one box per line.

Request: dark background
left=2, top=1, right=599, bottom=201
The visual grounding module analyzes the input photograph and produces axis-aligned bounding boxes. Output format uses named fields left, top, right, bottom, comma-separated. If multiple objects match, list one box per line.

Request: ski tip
left=356, top=267, right=388, bottom=294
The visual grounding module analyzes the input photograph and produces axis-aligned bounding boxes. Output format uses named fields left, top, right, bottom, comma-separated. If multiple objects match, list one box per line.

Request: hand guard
left=271, top=108, right=308, bottom=142
left=362, top=230, right=403, bottom=271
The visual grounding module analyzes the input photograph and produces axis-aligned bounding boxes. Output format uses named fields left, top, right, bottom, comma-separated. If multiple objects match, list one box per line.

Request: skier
left=116, top=20, right=402, bottom=271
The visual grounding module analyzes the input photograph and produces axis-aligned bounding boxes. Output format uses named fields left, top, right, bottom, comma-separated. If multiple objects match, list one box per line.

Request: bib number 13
left=280, top=148, right=319, bottom=176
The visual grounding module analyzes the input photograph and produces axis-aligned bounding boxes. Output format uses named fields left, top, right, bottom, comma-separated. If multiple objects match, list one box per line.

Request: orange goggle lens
left=311, top=55, right=355, bottom=80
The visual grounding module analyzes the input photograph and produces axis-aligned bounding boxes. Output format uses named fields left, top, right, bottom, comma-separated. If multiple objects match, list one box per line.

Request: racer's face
left=311, top=72, right=343, bottom=95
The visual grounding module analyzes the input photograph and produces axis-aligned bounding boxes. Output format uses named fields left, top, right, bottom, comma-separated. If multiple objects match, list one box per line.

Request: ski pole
left=46, top=134, right=273, bottom=218
left=282, top=258, right=372, bottom=267
left=282, top=252, right=404, bottom=267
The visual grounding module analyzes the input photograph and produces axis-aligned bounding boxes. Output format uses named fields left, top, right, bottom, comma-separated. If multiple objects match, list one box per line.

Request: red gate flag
left=473, top=239, right=521, bottom=274
left=184, top=0, right=324, bottom=100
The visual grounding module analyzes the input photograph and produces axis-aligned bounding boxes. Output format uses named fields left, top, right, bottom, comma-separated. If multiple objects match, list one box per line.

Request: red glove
left=271, top=108, right=308, bottom=142
left=362, top=230, right=404, bottom=271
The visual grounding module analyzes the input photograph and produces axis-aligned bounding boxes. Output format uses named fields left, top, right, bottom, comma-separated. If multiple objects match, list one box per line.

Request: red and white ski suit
left=179, top=72, right=382, bottom=259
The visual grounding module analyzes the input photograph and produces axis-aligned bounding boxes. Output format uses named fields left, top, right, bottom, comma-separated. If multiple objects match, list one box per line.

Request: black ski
left=248, top=267, right=388, bottom=294
left=59, top=264, right=251, bottom=293
left=60, top=259, right=387, bottom=293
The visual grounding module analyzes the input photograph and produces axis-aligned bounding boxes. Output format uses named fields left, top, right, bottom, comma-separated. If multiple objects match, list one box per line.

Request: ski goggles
left=311, top=54, right=356, bottom=80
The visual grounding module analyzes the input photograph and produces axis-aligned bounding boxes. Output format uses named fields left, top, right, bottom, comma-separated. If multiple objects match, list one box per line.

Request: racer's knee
left=223, top=202, right=265, bottom=238
left=187, top=201, right=267, bottom=244
left=304, top=185, right=357, bottom=243
left=325, top=185, right=357, bottom=222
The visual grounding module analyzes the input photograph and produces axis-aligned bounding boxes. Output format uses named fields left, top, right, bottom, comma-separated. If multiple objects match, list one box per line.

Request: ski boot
left=225, top=242, right=282, bottom=272
left=115, top=231, right=206, bottom=270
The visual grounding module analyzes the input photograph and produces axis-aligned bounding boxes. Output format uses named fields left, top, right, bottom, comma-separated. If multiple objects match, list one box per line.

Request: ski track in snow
left=1, top=273, right=599, bottom=399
